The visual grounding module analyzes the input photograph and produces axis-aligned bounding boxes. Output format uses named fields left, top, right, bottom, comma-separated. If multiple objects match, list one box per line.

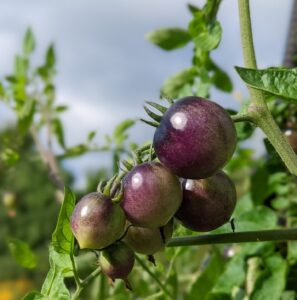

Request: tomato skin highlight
left=70, top=192, right=125, bottom=249
left=153, top=96, right=237, bottom=179
left=121, top=162, right=182, bottom=228
left=176, top=171, right=237, bottom=232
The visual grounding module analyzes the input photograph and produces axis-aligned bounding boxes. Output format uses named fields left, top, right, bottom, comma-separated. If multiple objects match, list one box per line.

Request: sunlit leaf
left=7, top=238, right=37, bottom=269
left=52, top=187, right=75, bottom=254
left=188, top=250, right=225, bottom=300
left=146, top=28, right=191, bottom=51
left=46, top=44, right=56, bottom=68
left=251, top=254, right=287, bottom=300
left=236, top=67, right=297, bottom=100
left=161, top=67, right=197, bottom=99
left=23, top=28, right=35, bottom=55
left=52, top=118, right=66, bottom=149
left=87, top=130, right=96, bottom=142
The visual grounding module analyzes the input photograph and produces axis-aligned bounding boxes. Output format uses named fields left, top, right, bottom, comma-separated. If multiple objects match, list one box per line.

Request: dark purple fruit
left=176, top=171, right=236, bottom=232
left=124, top=219, right=174, bottom=255
left=153, top=96, right=237, bottom=179
left=71, top=192, right=125, bottom=249
left=99, top=241, right=135, bottom=288
left=284, top=129, right=297, bottom=153
left=121, top=162, right=182, bottom=228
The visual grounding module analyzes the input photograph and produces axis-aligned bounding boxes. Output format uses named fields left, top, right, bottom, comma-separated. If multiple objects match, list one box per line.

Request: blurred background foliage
left=1, top=0, right=297, bottom=299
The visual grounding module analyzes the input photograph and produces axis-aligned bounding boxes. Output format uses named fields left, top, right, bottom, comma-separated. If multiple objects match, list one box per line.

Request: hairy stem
left=70, top=253, right=82, bottom=288
left=167, top=228, right=297, bottom=247
left=72, top=268, right=102, bottom=300
left=237, top=0, right=297, bottom=176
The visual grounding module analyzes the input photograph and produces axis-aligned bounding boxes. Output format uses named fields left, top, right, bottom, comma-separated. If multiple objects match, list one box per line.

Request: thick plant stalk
left=237, top=0, right=297, bottom=176
left=167, top=229, right=297, bottom=247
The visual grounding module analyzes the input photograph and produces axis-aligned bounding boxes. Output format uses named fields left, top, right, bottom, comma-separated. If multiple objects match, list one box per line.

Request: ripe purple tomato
left=121, top=162, right=182, bottom=228
left=284, top=128, right=297, bottom=153
left=153, top=96, right=237, bottom=179
left=71, top=192, right=125, bottom=249
left=176, top=171, right=236, bottom=232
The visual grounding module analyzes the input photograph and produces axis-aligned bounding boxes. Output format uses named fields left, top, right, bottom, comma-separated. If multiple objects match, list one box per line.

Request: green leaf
left=22, top=291, right=45, bottom=300
left=55, top=105, right=68, bottom=113
left=60, top=144, right=89, bottom=159
left=1, top=148, right=19, bottom=166
left=212, top=253, right=246, bottom=295
left=52, top=118, right=66, bottom=149
left=250, top=166, right=270, bottom=205
left=46, top=44, right=56, bottom=68
left=40, top=246, right=72, bottom=299
left=281, top=291, right=296, bottom=300
left=188, top=250, right=225, bottom=300
left=228, top=109, right=254, bottom=141
left=287, top=218, right=297, bottom=265
left=14, top=55, right=29, bottom=78
left=52, top=187, right=75, bottom=254
left=212, top=64, right=233, bottom=93
left=146, top=28, right=191, bottom=51
left=7, top=238, right=37, bottom=269
left=235, top=67, right=297, bottom=100
left=18, top=98, right=36, bottom=135
left=246, top=257, right=269, bottom=296
left=194, top=21, right=222, bottom=51
left=87, top=130, right=96, bottom=142
left=187, top=4, right=201, bottom=15
left=236, top=206, right=277, bottom=231
left=251, top=254, right=287, bottom=300
left=113, top=119, right=135, bottom=145
left=0, top=82, right=4, bottom=97
left=161, top=67, right=197, bottom=99
left=23, top=28, right=35, bottom=55
left=203, top=0, right=222, bottom=22
left=207, top=293, right=231, bottom=300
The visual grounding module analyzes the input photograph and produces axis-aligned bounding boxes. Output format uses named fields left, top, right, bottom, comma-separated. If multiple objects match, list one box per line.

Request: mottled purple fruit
left=99, top=241, right=135, bottom=288
left=153, top=96, right=237, bottom=179
left=124, top=219, right=174, bottom=255
left=176, top=171, right=236, bottom=232
left=121, top=162, right=182, bottom=228
left=284, top=129, right=297, bottom=153
left=71, top=192, right=125, bottom=249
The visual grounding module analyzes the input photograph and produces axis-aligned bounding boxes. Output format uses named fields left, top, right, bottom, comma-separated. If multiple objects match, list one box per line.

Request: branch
left=167, top=228, right=297, bottom=247
left=30, top=125, right=64, bottom=190
left=237, top=0, right=297, bottom=176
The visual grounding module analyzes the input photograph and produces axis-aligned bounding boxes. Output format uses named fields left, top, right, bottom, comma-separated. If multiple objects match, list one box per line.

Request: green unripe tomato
left=124, top=219, right=174, bottom=255
left=71, top=192, right=125, bottom=249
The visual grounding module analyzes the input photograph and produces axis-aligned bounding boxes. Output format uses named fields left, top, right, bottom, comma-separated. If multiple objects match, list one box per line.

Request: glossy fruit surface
left=176, top=171, right=236, bottom=232
left=153, top=96, right=237, bottom=179
left=124, top=219, right=174, bottom=255
left=99, top=241, right=135, bottom=280
left=284, top=129, right=297, bottom=153
left=70, top=192, right=125, bottom=249
left=121, top=162, right=182, bottom=228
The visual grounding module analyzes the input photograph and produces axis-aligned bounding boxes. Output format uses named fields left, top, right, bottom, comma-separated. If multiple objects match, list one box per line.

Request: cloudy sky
left=0, top=0, right=293, bottom=187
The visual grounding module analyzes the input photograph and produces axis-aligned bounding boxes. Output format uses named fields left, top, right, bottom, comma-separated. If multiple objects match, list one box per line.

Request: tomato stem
left=167, top=228, right=297, bottom=247
left=237, top=0, right=297, bottom=176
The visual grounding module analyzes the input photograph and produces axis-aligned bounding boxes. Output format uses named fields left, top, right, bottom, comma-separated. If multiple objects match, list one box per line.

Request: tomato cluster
left=70, top=96, right=238, bottom=287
